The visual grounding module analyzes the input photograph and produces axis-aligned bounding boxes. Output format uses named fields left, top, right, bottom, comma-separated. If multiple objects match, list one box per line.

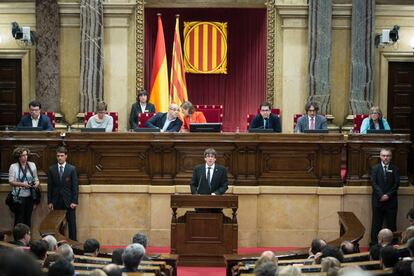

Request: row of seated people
left=16, top=96, right=391, bottom=134
left=234, top=226, right=414, bottom=276
left=0, top=223, right=175, bottom=276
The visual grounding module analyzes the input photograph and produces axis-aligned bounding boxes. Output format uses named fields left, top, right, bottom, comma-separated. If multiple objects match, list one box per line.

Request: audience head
left=56, top=146, right=68, bottom=165
left=369, top=244, right=381, bottom=260
left=111, top=248, right=124, bottom=265
left=137, top=89, right=148, bottom=103
left=259, top=102, right=272, bottom=119
left=406, top=237, right=414, bottom=257
left=321, top=256, right=341, bottom=275
left=181, top=101, right=195, bottom=116
left=255, top=251, right=277, bottom=269
left=42, top=235, right=58, bottom=251
left=28, top=100, right=42, bottom=119
left=310, top=238, right=327, bottom=255
left=13, top=223, right=31, bottom=245
left=316, top=245, right=344, bottom=264
left=305, top=101, right=319, bottom=117
left=89, top=269, right=107, bottom=276
left=277, top=265, right=301, bottom=276
left=48, top=259, right=74, bottom=276
left=132, top=232, right=148, bottom=248
left=84, top=238, right=100, bottom=256
left=30, top=240, right=49, bottom=260
left=103, top=263, right=122, bottom=276
left=167, top=103, right=180, bottom=119
left=96, top=101, right=108, bottom=121
left=204, top=148, right=217, bottom=167
left=369, top=106, right=383, bottom=121
left=340, top=241, right=357, bottom=254
left=378, top=228, right=394, bottom=246
left=122, top=243, right=145, bottom=271
left=380, top=245, right=400, bottom=268
left=0, top=247, right=42, bottom=276
left=402, top=226, right=414, bottom=243
left=406, top=208, right=414, bottom=226
left=393, top=260, right=413, bottom=276
left=379, top=149, right=392, bottom=166
left=253, top=261, right=277, bottom=276
left=337, top=266, right=369, bottom=276
left=57, top=243, right=74, bottom=262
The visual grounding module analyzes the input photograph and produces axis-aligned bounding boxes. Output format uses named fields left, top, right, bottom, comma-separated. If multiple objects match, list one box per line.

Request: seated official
left=129, top=89, right=156, bottom=129
left=17, top=100, right=53, bottom=131
left=144, top=103, right=182, bottom=132
left=180, top=101, right=207, bottom=132
left=294, top=101, right=327, bottom=133
left=249, top=102, right=281, bottom=132
left=360, top=106, right=391, bottom=134
left=190, top=148, right=228, bottom=195
left=86, top=101, right=113, bottom=132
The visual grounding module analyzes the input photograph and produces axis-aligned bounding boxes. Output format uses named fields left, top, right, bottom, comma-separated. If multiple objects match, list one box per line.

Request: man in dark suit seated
left=294, top=101, right=327, bottom=133
left=370, top=148, right=400, bottom=246
left=17, top=100, right=53, bottom=131
left=129, top=89, right=156, bottom=129
left=249, top=102, right=281, bottom=132
left=190, top=148, right=228, bottom=195
left=47, top=146, right=79, bottom=241
left=9, top=223, right=31, bottom=246
left=144, top=103, right=182, bottom=132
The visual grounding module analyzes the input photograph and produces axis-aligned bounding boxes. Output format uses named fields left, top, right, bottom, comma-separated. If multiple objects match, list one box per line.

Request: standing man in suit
left=129, top=89, right=156, bottom=129
left=249, top=102, right=281, bottom=132
left=47, top=146, right=79, bottom=241
left=17, top=100, right=53, bottom=131
left=370, top=148, right=400, bottom=245
left=294, top=101, right=327, bottom=133
left=144, top=103, right=182, bottom=132
left=190, top=148, right=228, bottom=195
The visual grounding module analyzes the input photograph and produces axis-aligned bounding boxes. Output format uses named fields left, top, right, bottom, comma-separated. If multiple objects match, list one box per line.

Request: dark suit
left=249, top=113, right=281, bottom=132
left=294, top=114, right=327, bottom=133
left=17, top=114, right=53, bottom=131
left=144, top=112, right=182, bottom=132
left=129, top=102, right=156, bottom=129
left=47, top=163, right=79, bottom=240
left=370, top=162, right=400, bottom=245
left=190, top=164, right=228, bottom=195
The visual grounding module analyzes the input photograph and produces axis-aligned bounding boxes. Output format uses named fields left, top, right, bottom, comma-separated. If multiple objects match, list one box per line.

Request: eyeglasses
left=308, top=109, right=316, bottom=112
left=371, top=112, right=380, bottom=115
left=260, top=109, right=270, bottom=112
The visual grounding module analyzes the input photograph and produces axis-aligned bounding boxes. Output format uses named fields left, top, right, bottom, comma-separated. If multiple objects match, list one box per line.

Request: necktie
left=264, top=119, right=267, bottom=129
left=207, top=167, right=211, bottom=189
left=59, top=165, right=64, bottom=179
left=383, top=165, right=388, bottom=182
left=310, top=117, right=315, bottom=130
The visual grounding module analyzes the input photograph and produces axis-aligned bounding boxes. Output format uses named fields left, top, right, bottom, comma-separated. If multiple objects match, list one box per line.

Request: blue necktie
left=59, top=165, right=64, bottom=180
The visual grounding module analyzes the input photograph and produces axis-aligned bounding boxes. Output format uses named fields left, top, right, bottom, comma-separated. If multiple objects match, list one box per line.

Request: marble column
left=348, top=0, right=375, bottom=114
left=35, top=0, right=60, bottom=111
left=307, top=0, right=332, bottom=115
left=80, top=0, right=104, bottom=112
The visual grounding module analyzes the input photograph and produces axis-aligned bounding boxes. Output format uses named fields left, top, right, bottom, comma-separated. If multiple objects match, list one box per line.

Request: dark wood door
left=387, top=62, right=414, bottom=174
left=0, top=59, right=22, bottom=126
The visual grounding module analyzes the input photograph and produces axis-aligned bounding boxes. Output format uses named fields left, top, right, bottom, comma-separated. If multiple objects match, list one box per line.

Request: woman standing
left=8, top=147, right=40, bottom=227
left=180, top=101, right=207, bottom=132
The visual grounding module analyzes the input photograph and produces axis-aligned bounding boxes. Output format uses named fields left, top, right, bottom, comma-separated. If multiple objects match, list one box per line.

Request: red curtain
left=144, top=8, right=267, bottom=132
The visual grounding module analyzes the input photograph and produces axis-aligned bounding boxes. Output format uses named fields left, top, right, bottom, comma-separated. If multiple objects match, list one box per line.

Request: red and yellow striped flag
left=169, top=15, right=188, bottom=107
left=149, top=14, right=169, bottom=112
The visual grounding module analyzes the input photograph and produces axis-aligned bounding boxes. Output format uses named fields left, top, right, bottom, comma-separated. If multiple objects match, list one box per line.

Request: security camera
left=389, top=25, right=400, bottom=42
left=11, top=21, right=36, bottom=46
left=375, top=25, right=400, bottom=48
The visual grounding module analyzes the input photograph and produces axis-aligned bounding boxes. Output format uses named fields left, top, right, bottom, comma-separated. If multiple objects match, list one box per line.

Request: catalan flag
left=149, top=14, right=169, bottom=112
left=169, top=15, right=188, bottom=107
left=183, top=21, right=227, bottom=74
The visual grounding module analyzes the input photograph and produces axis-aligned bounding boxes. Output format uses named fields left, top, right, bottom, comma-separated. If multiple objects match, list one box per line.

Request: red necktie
left=310, top=117, right=315, bottom=130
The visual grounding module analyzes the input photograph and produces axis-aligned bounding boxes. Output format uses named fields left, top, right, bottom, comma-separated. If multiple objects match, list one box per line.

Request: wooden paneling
left=0, top=132, right=410, bottom=187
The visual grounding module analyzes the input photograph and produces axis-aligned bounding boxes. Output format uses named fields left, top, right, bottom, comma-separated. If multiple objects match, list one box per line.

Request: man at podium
left=190, top=148, right=228, bottom=195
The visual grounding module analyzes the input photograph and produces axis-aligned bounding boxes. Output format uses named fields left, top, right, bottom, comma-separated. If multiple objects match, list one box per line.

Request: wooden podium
left=170, top=194, right=238, bottom=266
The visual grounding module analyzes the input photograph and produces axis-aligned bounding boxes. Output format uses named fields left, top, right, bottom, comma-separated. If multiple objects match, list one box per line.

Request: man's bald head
left=378, top=228, right=393, bottom=246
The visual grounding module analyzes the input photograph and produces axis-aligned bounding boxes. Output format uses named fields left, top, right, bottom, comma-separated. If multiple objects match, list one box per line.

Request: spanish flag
left=149, top=14, right=169, bottom=112
left=169, top=15, right=188, bottom=107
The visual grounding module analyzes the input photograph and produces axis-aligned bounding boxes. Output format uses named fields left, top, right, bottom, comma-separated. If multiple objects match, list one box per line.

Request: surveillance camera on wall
left=11, top=22, right=36, bottom=46
left=375, top=25, right=400, bottom=48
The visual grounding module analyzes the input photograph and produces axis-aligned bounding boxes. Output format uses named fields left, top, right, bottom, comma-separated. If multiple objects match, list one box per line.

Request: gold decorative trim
left=136, top=0, right=145, bottom=90
left=266, top=0, right=276, bottom=104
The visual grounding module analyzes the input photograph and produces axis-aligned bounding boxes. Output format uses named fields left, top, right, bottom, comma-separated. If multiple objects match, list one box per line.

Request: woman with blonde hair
left=180, top=101, right=207, bottom=132
left=360, top=106, right=391, bottom=134
left=86, top=101, right=114, bottom=132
